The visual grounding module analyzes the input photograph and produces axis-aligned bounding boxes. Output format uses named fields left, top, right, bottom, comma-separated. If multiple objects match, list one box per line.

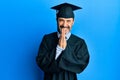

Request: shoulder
left=43, top=32, right=58, bottom=40
left=68, top=34, right=87, bottom=47
left=43, top=32, right=57, bottom=37
left=70, top=34, right=85, bottom=42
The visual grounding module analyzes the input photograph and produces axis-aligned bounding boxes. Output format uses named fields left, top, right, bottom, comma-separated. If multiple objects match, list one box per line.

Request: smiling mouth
left=60, top=26, right=70, bottom=29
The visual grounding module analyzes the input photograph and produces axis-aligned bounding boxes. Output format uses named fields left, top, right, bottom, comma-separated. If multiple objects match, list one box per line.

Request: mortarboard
left=51, top=3, right=82, bottom=18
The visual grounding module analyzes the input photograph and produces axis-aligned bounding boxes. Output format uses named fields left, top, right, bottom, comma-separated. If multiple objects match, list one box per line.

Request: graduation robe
left=36, top=32, right=90, bottom=80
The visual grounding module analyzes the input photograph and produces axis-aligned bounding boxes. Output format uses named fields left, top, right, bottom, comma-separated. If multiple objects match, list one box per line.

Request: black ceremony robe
left=36, top=32, right=90, bottom=80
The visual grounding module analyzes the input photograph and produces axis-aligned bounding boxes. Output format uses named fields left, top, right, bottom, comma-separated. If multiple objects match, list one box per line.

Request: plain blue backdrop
left=0, top=0, right=120, bottom=80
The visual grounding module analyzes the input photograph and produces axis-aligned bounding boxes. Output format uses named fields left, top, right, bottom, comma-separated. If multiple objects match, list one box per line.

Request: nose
left=63, top=21, right=67, bottom=27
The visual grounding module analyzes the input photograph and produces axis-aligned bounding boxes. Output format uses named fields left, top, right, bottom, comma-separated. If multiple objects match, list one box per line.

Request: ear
left=72, top=19, right=74, bottom=25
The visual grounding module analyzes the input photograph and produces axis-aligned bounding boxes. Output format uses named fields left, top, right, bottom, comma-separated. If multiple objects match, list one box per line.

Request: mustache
left=60, top=26, right=70, bottom=29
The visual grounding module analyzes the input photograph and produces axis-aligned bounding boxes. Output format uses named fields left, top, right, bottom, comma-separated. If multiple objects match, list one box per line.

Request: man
left=36, top=3, right=90, bottom=80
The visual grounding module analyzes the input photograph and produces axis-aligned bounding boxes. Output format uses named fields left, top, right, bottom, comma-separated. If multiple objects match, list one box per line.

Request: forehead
left=58, top=18, right=73, bottom=20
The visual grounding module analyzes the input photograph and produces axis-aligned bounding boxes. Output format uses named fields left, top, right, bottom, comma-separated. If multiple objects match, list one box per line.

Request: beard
left=57, top=25, right=70, bottom=34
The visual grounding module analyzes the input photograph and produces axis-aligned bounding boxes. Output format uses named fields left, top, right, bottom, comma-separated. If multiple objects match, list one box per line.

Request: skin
left=57, top=18, right=74, bottom=49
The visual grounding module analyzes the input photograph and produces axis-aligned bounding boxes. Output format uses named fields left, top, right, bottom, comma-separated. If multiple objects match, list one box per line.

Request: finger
left=61, top=28, right=65, bottom=37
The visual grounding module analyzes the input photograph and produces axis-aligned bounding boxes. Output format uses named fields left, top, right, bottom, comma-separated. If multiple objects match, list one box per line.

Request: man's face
left=57, top=18, right=74, bottom=34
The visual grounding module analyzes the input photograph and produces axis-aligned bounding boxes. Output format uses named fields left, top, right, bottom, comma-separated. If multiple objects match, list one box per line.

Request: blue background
left=0, top=0, right=120, bottom=80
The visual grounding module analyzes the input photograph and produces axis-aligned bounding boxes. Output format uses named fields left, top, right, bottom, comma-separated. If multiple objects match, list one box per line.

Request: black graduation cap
left=51, top=3, right=82, bottom=18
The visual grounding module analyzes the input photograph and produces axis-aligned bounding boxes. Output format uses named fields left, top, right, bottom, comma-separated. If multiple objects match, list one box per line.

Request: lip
left=60, top=26, right=69, bottom=29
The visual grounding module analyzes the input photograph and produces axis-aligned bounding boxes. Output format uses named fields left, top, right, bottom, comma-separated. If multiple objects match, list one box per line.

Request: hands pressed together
left=58, top=28, right=67, bottom=49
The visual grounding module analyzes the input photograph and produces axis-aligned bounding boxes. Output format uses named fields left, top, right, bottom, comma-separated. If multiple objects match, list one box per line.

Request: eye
left=67, top=20, right=71, bottom=23
left=59, top=19, right=64, bottom=22
left=58, top=19, right=64, bottom=24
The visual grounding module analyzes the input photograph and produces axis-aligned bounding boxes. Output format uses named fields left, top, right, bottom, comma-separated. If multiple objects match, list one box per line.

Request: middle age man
left=36, top=3, right=90, bottom=80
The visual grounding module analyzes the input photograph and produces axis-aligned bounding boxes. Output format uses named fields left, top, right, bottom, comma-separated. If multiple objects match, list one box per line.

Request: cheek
left=68, top=24, right=72, bottom=29
left=58, top=21, right=63, bottom=26
left=57, top=22, right=62, bottom=29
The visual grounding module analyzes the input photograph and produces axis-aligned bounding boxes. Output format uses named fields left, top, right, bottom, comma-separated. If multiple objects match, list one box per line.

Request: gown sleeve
left=36, top=35, right=61, bottom=73
left=59, top=39, right=90, bottom=73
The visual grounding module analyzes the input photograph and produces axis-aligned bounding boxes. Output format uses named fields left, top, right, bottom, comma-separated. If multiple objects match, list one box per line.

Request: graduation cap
left=51, top=3, right=82, bottom=18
